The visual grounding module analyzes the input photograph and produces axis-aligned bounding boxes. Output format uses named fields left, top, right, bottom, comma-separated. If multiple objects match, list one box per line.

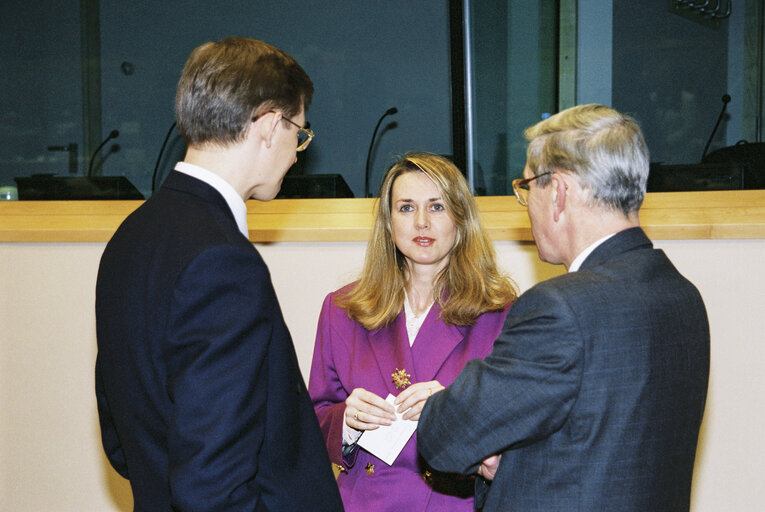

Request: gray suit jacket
left=418, top=227, right=709, bottom=511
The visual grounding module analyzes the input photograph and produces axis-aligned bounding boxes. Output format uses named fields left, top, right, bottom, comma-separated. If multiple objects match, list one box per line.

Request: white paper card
left=357, top=394, right=418, bottom=465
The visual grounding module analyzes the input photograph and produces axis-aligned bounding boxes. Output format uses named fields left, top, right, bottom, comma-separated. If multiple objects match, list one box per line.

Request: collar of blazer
left=579, top=227, right=653, bottom=270
left=161, top=171, right=239, bottom=229
left=367, top=301, right=465, bottom=396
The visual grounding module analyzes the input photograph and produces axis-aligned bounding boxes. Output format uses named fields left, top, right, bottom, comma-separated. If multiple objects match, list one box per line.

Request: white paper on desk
left=357, top=394, right=418, bottom=465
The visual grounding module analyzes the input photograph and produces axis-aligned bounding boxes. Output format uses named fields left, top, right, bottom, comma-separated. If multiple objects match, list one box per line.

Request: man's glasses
left=281, top=116, right=314, bottom=152
left=252, top=111, right=315, bottom=152
left=511, top=171, right=552, bottom=207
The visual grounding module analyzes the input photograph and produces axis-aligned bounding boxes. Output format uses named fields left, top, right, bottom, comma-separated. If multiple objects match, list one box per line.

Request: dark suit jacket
left=95, top=171, right=343, bottom=511
left=418, top=227, right=709, bottom=511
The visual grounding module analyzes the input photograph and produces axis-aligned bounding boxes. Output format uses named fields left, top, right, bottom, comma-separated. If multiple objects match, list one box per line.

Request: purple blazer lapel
left=368, top=311, right=417, bottom=396
left=411, top=302, right=465, bottom=382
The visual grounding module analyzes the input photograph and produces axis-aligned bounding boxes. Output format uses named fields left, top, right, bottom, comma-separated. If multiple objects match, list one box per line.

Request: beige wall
left=1, top=238, right=763, bottom=510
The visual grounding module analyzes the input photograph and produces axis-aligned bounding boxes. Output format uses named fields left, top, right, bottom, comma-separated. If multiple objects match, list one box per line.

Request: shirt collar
left=174, top=162, right=249, bottom=238
left=403, top=291, right=433, bottom=346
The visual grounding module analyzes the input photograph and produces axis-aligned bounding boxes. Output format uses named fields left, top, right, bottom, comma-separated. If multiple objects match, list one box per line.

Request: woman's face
left=390, top=171, right=457, bottom=275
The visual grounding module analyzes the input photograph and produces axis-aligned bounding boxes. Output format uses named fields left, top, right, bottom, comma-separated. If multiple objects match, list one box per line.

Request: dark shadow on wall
left=100, top=453, right=133, bottom=511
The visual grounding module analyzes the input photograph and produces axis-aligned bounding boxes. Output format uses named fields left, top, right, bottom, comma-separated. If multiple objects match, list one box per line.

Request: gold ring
left=353, top=411, right=359, bottom=421
left=428, top=388, right=433, bottom=397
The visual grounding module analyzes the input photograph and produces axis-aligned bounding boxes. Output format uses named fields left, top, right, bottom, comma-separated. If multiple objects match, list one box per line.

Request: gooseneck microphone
left=365, top=107, right=398, bottom=197
left=701, top=94, right=731, bottom=161
left=152, top=122, right=178, bottom=192
left=88, top=129, right=120, bottom=177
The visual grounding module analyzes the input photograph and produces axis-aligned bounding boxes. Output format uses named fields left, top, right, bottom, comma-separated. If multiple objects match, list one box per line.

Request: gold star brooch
left=392, top=368, right=411, bottom=389
left=365, top=462, right=375, bottom=475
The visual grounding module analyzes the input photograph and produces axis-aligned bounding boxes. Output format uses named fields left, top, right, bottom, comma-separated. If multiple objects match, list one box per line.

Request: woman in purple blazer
left=309, top=153, right=517, bottom=511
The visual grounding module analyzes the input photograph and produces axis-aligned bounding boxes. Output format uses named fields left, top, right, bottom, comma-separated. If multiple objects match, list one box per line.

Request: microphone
left=701, top=94, right=731, bottom=161
left=88, top=129, right=120, bottom=177
left=365, top=107, right=398, bottom=197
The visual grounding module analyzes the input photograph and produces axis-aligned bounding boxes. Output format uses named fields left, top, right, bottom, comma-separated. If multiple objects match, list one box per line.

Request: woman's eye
left=431, top=203, right=445, bottom=212
left=400, top=204, right=413, bottom=212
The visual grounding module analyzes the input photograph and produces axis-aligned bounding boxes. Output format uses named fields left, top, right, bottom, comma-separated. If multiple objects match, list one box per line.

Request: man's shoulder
left=525, top=269, right=593, bottom=296
left=117, top=187, right=247, bottom=244
left=102, top=201, right=259, bottom=292
left=514, top=259, right=635, bottom=315
left=518, top=238, right=701, bottom=323
left=509, top=273, right=583, bottom=320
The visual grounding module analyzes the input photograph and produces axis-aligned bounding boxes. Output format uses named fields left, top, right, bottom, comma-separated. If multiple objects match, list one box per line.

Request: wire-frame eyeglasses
left=281, top=116, right=314, bottom=152
left=511, top=171, right=552, bottom=207
left=252, top=111, right=315, bottom=152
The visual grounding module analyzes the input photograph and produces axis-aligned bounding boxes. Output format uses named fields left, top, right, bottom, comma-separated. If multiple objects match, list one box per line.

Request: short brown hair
left=175, top=37, right=313, bottom=147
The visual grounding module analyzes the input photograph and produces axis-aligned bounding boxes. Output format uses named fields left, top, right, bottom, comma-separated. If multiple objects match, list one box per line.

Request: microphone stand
left=702, top=94, right=731, bottom=161
left=152, top=122, right=178, bottom=192
left=365, top=107, right=397, bottom=197
left=88, top=130, right=120, bottom=177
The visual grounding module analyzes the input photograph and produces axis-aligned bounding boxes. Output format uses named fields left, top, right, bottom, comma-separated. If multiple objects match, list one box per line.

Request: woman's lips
left=413, top=237, right=435, bottom=246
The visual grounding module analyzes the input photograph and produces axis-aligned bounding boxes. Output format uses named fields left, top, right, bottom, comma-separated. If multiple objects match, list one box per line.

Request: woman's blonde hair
left=337, top=152, right=517, bottom=330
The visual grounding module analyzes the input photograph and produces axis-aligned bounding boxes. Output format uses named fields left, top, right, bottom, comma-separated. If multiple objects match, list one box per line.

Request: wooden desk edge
left=2, top=190, right=765, bottom=242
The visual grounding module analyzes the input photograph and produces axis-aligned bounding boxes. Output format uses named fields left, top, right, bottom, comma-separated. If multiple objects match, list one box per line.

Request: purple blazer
left=308, top=284, right=510, bottom=512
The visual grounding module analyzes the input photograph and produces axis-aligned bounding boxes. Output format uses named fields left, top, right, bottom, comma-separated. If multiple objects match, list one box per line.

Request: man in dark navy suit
left=95, top=37, right=342, bottom=511
left=418, top=104, right=709, bottom=511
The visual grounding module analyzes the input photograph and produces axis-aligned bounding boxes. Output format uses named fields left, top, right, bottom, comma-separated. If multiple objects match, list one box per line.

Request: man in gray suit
left=417, top=104, right=709, bottom=511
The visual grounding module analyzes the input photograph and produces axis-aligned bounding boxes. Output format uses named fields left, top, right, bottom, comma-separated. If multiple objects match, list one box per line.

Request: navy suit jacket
left=95, top=171, right=343, bottom=511
left=418, top=227, right=709, bottom=511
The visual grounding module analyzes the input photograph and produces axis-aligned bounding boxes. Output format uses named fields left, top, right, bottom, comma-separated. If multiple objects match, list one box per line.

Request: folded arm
left=417, top=284, right=583, bottom=475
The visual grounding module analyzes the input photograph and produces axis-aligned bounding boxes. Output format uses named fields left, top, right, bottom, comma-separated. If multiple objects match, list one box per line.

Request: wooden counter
left=1, top=189, right=765, bottom=242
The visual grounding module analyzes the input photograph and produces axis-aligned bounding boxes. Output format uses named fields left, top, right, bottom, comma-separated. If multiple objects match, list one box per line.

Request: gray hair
left=524, top=104, right=649, bottom=215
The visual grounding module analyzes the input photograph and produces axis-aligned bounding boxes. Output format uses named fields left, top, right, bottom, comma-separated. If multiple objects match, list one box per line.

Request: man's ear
left=551, top=174, right=568, bottom=222
left=252, top=111, right=280, bottom=149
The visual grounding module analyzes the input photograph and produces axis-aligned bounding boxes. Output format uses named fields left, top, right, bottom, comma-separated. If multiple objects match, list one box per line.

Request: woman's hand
left=345, top=388, right=396, bottom=431
left=393, top=380, right=445, bottom=421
